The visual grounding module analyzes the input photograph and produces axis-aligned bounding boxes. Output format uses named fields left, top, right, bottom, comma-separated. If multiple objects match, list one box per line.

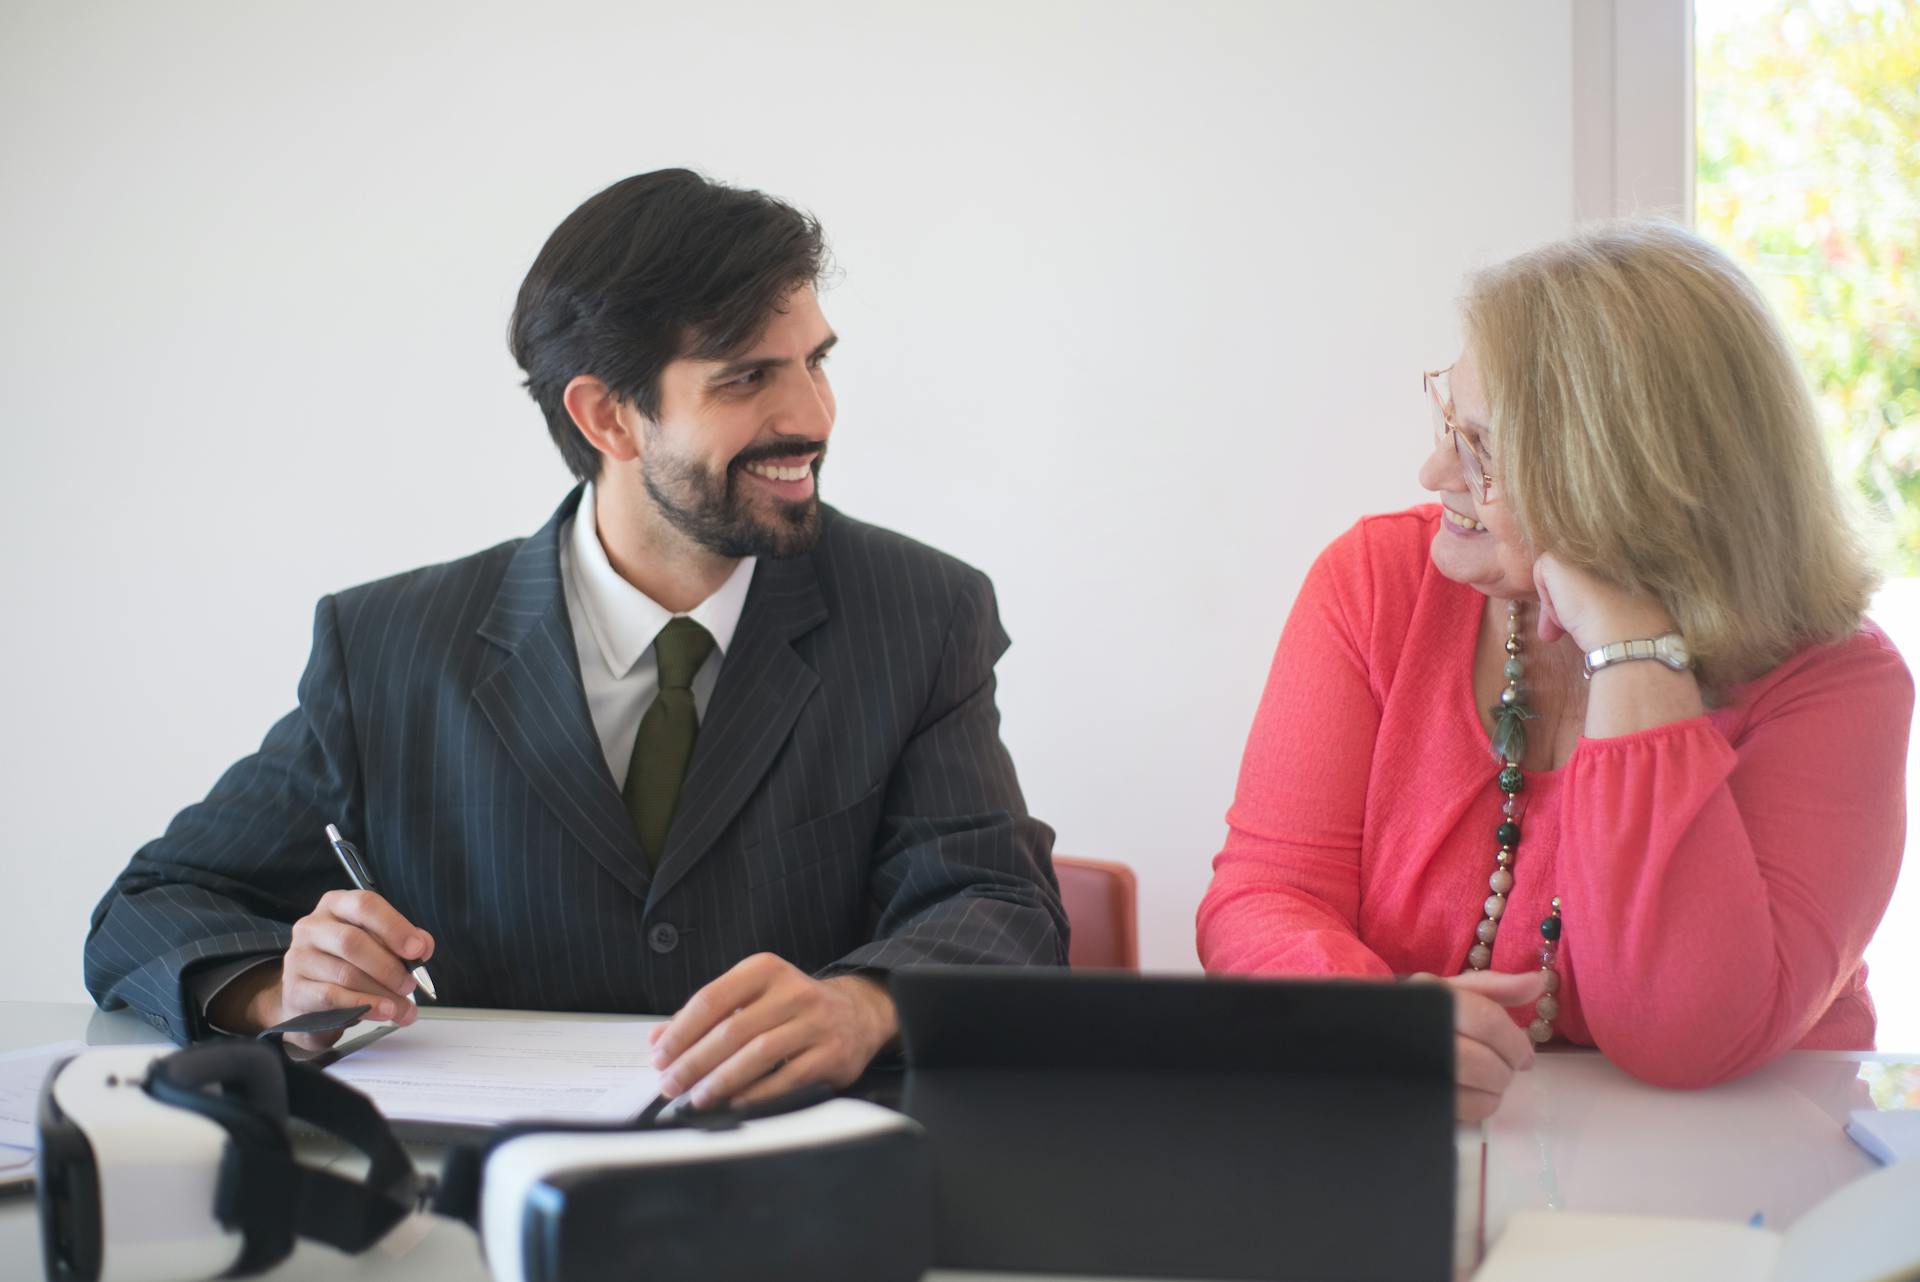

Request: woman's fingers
left=1458, top=996, right=1537, bottom=1076
left=1444, top=970, right=1545, bottom=1072
left=1414, top=970, right=1550, bottom=1121
left=1445, top=967, right=1549, bottom=1007
left=1456, top=1033, right=1519, bottom=1099
left=1532, top=558, right=1567, bottom=642
left=1456, top=1083, right=1507, bottom=1124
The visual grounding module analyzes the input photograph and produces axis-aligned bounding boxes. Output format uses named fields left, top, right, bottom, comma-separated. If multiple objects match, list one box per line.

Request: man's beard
left=641, top=438, right=824, bottom=559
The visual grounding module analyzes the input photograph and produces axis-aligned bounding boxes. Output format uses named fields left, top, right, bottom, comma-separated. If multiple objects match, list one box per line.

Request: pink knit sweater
left=1197, top=506, right=1912, bottom=1087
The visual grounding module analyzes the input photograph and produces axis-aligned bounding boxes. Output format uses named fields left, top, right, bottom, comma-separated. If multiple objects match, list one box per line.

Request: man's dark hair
left=509, top=169, right=828, bottom=481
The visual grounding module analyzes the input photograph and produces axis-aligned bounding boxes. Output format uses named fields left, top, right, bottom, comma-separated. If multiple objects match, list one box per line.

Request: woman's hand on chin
left=1532, top=553, right=1676, bottom=652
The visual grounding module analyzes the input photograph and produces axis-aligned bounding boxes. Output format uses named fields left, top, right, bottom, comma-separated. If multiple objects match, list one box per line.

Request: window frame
left=1571, top=0, right=1695, bottom=222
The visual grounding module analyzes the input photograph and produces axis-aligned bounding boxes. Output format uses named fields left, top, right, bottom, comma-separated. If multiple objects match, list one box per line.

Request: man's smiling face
left=638, top=285, right=837, bottom=559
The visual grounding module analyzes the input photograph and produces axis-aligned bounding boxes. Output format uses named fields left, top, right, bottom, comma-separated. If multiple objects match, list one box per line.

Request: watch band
left=1581, top=632, right=1691, bottom=679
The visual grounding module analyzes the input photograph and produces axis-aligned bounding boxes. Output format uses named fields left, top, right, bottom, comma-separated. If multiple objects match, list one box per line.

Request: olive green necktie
left=623, top=617, right=716, bottom=868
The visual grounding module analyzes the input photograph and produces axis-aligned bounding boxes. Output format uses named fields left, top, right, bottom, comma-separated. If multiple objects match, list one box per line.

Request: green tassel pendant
left=1490, top=701, right=1537, bottom=764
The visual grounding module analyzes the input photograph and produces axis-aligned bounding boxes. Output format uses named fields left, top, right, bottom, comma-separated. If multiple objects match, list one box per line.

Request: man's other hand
left=649, top=954, right=897, bottom=1109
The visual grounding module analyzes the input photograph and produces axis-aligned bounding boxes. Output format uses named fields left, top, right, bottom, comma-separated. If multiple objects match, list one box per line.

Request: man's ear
left=562, top=375, right=643, bottom=465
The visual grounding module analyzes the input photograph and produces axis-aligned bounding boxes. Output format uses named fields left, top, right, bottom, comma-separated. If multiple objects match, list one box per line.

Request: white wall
left=0, top=0, right=1582, bottom=999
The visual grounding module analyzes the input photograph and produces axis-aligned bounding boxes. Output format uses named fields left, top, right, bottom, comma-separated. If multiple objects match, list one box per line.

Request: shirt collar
left=567, top=481, right=757, bottom=680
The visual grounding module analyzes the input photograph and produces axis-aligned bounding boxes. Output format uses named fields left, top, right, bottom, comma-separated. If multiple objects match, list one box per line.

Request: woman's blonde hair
left=1463, top=219, right=1880, bottom=698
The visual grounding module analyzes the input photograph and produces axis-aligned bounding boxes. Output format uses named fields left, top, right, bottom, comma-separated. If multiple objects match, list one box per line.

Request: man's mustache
left=731, top=440, right=827, bottom=470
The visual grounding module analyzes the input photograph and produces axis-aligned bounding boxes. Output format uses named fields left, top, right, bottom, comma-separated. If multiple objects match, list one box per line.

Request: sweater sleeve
left=1196, top=521, right=1395, bottom=977
left=1560, top=629, right=1912, bottom=1087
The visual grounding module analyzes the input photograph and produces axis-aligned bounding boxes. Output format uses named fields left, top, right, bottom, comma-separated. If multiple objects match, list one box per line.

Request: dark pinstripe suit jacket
left=84, top=488, right=1067, bottom=1043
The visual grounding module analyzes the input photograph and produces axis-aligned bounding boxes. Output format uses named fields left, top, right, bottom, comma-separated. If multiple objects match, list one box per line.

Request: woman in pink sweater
left=1197, top=223, right=1911, bottom=1119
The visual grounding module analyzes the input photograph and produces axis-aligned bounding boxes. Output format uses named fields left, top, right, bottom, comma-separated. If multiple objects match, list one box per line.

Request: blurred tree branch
left=1697, top=0, right=1920, bottom=572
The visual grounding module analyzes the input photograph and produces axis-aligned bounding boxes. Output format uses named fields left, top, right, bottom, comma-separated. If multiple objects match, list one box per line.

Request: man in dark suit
left=84, top=170, right=1067, bottom=1108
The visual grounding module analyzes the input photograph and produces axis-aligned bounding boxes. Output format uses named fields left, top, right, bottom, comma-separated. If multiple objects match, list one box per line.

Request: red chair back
left=1053, top=856, right=1140, bottom=970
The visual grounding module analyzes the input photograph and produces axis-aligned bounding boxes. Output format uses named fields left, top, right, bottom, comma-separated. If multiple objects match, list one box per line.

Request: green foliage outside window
left=1696, top=0, right=1920, bottom=572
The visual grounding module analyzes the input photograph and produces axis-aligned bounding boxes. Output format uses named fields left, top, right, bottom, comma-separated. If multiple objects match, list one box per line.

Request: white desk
left=1481, top=1044, right=1888, bottom=1245
left=0, top=1001, right=1899, bottom=1280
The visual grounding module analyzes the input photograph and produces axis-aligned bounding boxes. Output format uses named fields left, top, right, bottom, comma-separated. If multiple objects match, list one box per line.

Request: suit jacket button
left=648, top=923, right=680, bottom=955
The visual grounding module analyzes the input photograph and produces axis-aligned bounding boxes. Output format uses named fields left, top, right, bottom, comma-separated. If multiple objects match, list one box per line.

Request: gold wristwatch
left=1581, top=632, right=1691, bottom=680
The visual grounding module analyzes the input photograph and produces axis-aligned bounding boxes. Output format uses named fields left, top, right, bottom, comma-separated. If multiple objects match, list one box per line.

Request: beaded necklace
left=1463, top=598, right=1564, bottom=1044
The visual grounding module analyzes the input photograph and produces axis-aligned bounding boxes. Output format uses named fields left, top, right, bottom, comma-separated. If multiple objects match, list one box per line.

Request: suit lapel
left=473, top=487, right=654, bottom=903
left=647, top=547, right=829, bottom=908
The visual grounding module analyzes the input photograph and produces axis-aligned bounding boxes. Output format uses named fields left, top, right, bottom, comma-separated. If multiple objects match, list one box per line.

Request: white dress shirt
left=559, top=481, right=756, bottom=784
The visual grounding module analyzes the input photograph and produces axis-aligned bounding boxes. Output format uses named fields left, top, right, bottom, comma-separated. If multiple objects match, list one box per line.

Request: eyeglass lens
left=1428, top=377, right=1488, bottom=496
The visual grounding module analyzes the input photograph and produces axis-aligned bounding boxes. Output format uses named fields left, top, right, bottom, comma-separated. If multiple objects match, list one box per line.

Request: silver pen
left=323, top=823, right=439, bottom=1001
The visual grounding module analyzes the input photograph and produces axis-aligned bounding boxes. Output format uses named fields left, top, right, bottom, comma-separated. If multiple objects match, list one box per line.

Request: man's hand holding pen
left=208, top=889, right=436, bottom=1051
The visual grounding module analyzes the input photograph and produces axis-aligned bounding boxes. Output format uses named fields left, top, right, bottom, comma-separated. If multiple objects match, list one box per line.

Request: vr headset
left=37, top=1018, right=421, bottom=1282
left=446, top=1096, right=930, bottom=1282
left=35, top=1017, right=929, bottom=1282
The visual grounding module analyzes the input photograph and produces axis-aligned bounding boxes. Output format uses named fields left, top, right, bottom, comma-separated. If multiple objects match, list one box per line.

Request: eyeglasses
left=1424, top=366, right=1497, bottom=503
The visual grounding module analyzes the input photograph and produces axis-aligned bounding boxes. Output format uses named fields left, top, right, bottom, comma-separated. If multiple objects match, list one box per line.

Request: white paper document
left=0, top=1040, right=87, bottom=1149
left=0, top=1147, right=32, bottom=1194
left=323, top=1017, right=665, bottom=1127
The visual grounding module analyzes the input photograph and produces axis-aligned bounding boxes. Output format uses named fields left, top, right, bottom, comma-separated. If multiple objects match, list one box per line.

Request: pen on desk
left=323, top=823, right=439, bottom=1001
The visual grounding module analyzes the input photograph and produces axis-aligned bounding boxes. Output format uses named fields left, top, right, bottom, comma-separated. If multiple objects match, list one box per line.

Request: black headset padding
left=143, top=1041, right=291, bottom=1155
left=431, top=1080, right=838, bottom=1226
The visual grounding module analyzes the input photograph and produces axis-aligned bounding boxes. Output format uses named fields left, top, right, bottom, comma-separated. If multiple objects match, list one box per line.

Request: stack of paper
left=322, top=1017, right=665, bottom=1127
left=0, top=1041, right=87, bottom=1187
